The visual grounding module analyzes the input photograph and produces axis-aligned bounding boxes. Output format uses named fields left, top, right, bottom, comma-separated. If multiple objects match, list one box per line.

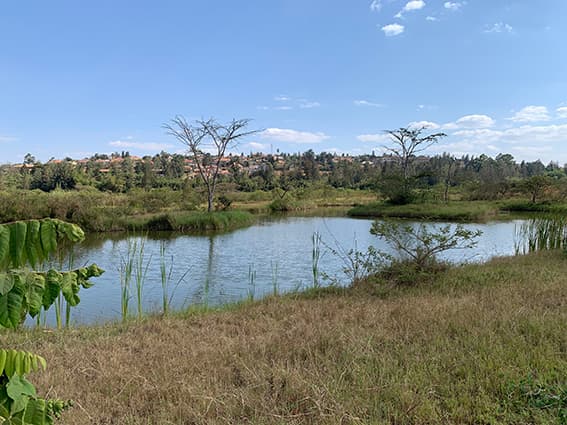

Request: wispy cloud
left=444, top=1, right=465, bottom=11
left=274, top=106, right=293, bottom=111
left=508, top=106, right=551, bottom=123
left=381, top=23, right=405, bottom=36
left=408, top=121, right=441, bottom=130
left=247, top=142, right=268, bottom=151
left=370, top=0, right=382, bottom=12
left=260, top=128, right=330, bottom=144
left=299, top=101, right=321, bottom=109
left=484, top=22, right=514, bottom=34
left=354, top=99, right=384, bottom=108
left=0, top=135, right=17, bottom=143
left=274, top=95, right=291, bottom=102
left=426, top=16, right=438, bottom=21
left=357, top=133, right=391, bottom=143
left=109, top=140, right=174, bottom=151
left=557, top=107, right=567, bottom=119
left=454, top=114, right=495, bottom=128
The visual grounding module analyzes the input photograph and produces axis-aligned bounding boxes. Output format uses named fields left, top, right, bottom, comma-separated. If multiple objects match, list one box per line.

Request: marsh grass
left=516, top=216, right=567, bottom=254
left=348, top=201, right=500, bottom=221
left=3, top=251, right=567, bottom=424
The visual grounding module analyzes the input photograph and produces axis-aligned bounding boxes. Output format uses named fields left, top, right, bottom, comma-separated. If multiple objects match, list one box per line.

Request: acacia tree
left=381, top=126, right=447, bottom=203
left=164, top=117, right=258, bottom=212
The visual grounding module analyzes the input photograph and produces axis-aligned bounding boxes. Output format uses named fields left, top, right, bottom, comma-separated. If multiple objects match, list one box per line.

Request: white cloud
left=426, top=16, right=438, bottom=21
left=446, top=123, right=567, bottom=160
left=248, top=142, right=268, bottom=151
left=357, top=133, right=391, bottom=143
left=354, top=99, right=384, bottom=107
left=484, top=22, right=513, bottom=34
left=403, top=0, right=426, bottom=12
left=274, top=95, right=291, bottom=102
left=109, top=140, right=173, bottom=151
left=509, top=106, right=551, bottom=123
left=556, top=107, right=567, bottom=119
left=299, top=101, right=321, bottom=109
left=444, top=1, right=464, bottom=11
left=408, top=121, right=441, bottom=130
left=274, top=106, right=293, bottom=111
left=256, top=106, right=270, bottom=111
left=260, top=128, right=330, bottom=144
left=370, top=0, right=382, bottom=12
left=454, top=114, right=496, bottom=128
left=381, top=23, right=405, bottom=36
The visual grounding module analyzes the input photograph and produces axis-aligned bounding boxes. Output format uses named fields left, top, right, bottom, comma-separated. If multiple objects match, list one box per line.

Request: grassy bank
left=125, top=210, right=255, bottom=232
left=2, top=251, right=567, bottom=424
left=348, top=201, right=502, bottom=221
left=503, top=200, right=567, bottom=214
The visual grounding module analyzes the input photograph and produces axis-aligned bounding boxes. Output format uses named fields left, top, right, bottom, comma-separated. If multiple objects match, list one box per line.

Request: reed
left=515, top=216, right=567, bottom=254
left=311, top=231, right=323, bottom=288
left=159, top=241, right=191, bottom=315
left=247, top=264, right=257, bottom=301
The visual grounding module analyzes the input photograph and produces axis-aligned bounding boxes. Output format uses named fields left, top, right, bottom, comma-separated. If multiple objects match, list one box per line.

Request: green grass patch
left=348, top=200, right=501, bottom=221
left=125, top=210, right=254, bottom=232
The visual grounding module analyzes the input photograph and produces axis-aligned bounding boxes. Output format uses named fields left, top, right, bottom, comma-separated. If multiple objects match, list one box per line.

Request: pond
left=36, top=216, right=526, bottom=326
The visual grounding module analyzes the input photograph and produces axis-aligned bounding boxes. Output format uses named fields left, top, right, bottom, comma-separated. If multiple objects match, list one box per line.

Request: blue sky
left=1, top=0, right=566, bottom=163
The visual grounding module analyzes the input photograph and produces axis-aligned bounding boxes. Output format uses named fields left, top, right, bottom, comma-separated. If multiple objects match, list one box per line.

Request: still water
left=38, top=216, right=525, bottom=325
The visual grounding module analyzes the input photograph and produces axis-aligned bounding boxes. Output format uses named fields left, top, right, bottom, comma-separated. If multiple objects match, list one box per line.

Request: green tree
left=381, top=127, right=446, bottom=204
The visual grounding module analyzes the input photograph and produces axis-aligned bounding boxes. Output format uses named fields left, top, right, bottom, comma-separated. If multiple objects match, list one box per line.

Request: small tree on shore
left=381, top=126, right=447, bottom=204
left=164, top=117, right=258, bottom=212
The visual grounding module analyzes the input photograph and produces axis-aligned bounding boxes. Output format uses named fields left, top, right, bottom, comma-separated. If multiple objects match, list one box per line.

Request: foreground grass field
left=2, top=252, right=567, bottom=424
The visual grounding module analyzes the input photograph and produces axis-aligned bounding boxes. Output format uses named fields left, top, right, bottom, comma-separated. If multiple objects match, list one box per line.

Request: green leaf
left=60, top=272, right=80, bottom=306
left=0, top=273, right=15, bottom=296
left=24, top=220, right=41, bottom=268
left=42, top=270, right=62, bottom=310
left=24, top=274, right=45, bottom=318
left=39, top=220, right=57, bottom=257
left=7, top=375, right=36, bottom=415
left=0, top=225, right=9, bottom=268
left=0, top=286, right=24, bottom=329
left=23, top=398, right=51, bottom=425
left=9, top=222, right=28, bottom=268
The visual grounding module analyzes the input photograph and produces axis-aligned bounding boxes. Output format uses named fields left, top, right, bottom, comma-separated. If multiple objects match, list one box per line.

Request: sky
left=1, top=0, right=566, bottom=164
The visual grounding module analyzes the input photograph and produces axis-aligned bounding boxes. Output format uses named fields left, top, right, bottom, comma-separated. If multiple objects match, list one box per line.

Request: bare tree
left=164, top=117, right=258, bottom=212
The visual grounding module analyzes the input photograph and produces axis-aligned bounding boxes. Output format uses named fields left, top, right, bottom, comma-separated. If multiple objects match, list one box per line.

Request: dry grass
left=2, top=252, right=567, bottom=424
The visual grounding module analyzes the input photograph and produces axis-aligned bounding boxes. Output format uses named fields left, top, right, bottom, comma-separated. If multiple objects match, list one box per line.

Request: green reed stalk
left=120, top=239, right=136, bottom=322
left=516, top=216, right=567, bottom=254
left=134, top=237, right=151, bottom=320
left=312, top=232, right=323, bottom=288
left=271, top=260, right=279, bottom=296
left=247, top=264, right=257, bottom=301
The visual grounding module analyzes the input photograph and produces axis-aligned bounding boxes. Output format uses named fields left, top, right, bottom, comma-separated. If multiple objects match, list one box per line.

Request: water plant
left=159, top=241, right=191, bottom=315
left=247, top=264, right=257, bottom=301
left=311, top=231, right=323, bottom=288
left=270, top=260, right=279, bottom=296
left=515, top=216, right=567, bottom=254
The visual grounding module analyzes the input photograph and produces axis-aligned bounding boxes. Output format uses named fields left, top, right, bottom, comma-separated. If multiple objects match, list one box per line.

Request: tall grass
left=270, top=261, right=279, bottom=296
left=247, top=264, right=257, bottom=301
left=515, top=216, right=567, bottom=254
left=159, top=241, right=191, bottom=315
left=311, top=231, right=323, bottom=288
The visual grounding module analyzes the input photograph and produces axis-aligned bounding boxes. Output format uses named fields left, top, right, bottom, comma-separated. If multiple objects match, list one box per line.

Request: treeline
left=1, top=150, right=566, bottom=202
